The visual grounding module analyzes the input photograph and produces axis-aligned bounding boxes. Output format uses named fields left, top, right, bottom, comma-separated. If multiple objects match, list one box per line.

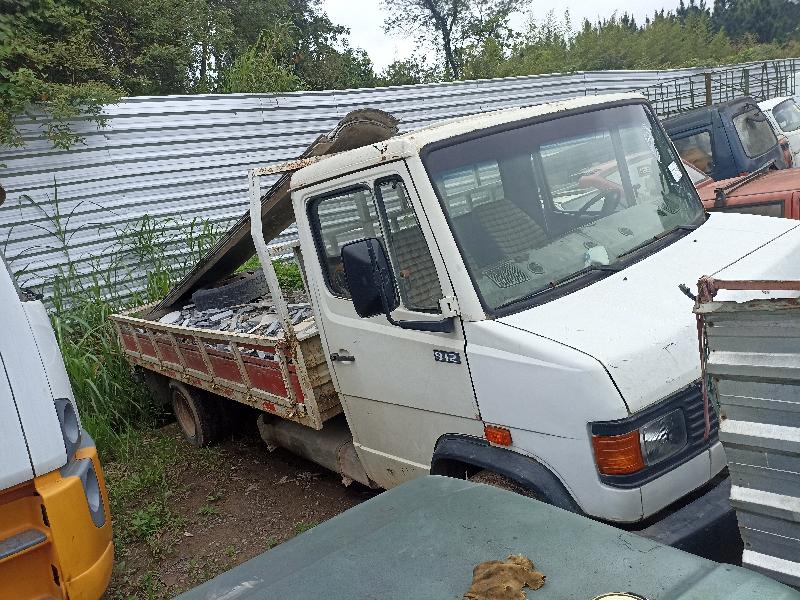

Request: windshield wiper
left=615, top=225, right=698, bottom=260
left=495, top=263, right=622, bottom=311
left=546, top=263, right=623, bottom=287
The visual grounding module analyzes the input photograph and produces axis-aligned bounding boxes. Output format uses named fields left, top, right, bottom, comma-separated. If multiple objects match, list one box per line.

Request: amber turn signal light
left=484, top=425, right=512, bottom=446
left=592, top=431, right=645, bottom=475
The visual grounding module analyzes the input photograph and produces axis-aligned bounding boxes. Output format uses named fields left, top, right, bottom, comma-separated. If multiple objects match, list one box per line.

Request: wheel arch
left=431, top=434, right=583, bottom=514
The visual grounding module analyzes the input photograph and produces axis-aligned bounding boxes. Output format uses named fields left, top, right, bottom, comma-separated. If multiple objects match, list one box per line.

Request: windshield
left=424, top=103, right=705, bottom=313
left=733, top=107, right=778, bottom=158
left=772, top=99, right=800, bottom=133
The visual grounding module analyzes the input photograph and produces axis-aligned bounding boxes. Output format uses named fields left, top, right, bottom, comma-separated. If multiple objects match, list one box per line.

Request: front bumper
left=633, top=474, right=741, bottom=563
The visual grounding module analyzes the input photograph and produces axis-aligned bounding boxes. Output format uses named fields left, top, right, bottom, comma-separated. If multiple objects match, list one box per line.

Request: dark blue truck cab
left=663, top=96, right=789, bottom=181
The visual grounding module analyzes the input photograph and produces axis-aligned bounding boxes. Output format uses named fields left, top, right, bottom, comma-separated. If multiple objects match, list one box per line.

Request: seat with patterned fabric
left=471, top=198, right=549, bottom=258
left=389, top=225, right=442, bottom=311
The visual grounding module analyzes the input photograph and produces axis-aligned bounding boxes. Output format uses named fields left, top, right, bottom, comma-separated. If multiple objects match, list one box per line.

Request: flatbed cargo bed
left=111, top=301, right=339, bottom=429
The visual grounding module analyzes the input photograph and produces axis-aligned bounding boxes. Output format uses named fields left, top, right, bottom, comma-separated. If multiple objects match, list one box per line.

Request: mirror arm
left=386, top=312, right=455, bottom=333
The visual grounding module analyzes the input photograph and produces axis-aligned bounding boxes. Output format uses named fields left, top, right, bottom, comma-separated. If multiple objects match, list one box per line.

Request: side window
left=375, top=178, right=442, bottom=312
left=733, top=108, right=778, bottom=158
left=673, top=131, right=713, bottom=174
left=310, top=186, right=382, bottom=298
left=309, top=179, right=443, bottom=313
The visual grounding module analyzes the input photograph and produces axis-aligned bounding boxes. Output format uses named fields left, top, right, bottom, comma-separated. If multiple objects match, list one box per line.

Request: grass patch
left=105, top=427, right=218, bottom=599
left=292, top=521, right=318, bottom=535
left=237, top=254, right=305, bottom=291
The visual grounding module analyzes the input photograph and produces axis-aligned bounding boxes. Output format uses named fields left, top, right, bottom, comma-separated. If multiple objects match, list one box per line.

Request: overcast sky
left=321, top=1, right=680, bottom=71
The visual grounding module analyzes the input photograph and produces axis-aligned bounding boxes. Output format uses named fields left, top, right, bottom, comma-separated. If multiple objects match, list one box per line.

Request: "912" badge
left=433, top=350, right=461, bottom=364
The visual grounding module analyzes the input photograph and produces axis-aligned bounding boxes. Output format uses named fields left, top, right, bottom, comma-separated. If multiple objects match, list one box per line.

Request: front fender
left=431, top=434, right=582, bottom=514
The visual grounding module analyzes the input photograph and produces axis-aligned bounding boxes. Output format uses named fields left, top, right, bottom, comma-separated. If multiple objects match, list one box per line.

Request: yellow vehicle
left=0, top=249, right=112, bottom=599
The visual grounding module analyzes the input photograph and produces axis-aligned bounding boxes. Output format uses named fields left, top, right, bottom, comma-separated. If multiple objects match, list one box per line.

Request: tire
left=141, top=370, right=172, bottom=407
left=469, top=469, right=540, bottom=500
left=190, top=269, right=268, bottom=311
left=169, top=381, right=226, bottom=447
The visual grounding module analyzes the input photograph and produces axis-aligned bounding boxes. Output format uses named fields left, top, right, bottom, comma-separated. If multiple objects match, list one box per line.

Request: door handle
left=330, top=352, right=355, bottom=363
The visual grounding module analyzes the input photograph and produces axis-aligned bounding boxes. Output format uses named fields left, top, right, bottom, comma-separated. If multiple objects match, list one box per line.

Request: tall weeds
left=4, top=182, right=228, bottom=458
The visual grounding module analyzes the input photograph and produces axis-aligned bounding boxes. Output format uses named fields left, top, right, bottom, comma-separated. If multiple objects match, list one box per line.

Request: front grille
left=683, top=381, right=719, bottom=451
left=593, top=380, right=718, bottom=489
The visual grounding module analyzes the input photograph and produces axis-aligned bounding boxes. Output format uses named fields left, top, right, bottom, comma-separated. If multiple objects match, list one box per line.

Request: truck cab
left=0, top=251, right=112, bottom=599
left=759, top=95, right=800, bottom=166
left=286, top=94, right=800, bottom=543
left=663, top=96, right=789, bottom=181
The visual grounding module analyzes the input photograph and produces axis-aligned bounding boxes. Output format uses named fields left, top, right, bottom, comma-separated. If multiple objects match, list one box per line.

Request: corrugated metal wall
left=0, top=61, right=792, bottom=300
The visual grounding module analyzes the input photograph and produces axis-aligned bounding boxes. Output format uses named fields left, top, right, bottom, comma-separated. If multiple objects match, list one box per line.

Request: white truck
left=0, top=248, right=113, bottom=598
left=760, top=95, right=800, bottom=166
left=112, top=93, right=800, bottom=556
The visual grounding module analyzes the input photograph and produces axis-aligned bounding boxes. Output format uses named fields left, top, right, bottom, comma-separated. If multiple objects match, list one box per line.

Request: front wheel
left=169, top=381, right=226, bottom=447
left=468, top=469, right=540, bottom=499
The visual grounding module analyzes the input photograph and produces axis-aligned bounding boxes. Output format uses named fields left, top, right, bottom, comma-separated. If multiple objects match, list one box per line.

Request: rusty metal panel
left=700, top=296, right=800, bottom=586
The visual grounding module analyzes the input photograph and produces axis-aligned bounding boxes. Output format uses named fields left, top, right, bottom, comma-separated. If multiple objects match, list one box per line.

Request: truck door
left=297, top=164, right=483, bottom=488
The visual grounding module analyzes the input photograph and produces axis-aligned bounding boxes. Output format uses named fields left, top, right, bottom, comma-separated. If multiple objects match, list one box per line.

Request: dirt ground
left=105, top=422, right=377, bottom=599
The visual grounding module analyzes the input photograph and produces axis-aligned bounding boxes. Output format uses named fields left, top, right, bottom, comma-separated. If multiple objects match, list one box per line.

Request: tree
left=1, top=0, right=122, bottom=149
left=218, top=0, right=377, bottom=91
left=382, top=0, right=530, bottom=79
left=219, top=26, right=302, bottom=93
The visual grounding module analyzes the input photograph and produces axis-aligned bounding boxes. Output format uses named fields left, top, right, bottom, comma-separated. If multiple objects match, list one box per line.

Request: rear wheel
left=169, top=381, right=226, bottom=447
left=469, top=470, right=540, bottom=499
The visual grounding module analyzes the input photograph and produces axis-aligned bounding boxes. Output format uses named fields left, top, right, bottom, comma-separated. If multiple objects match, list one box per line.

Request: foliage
left=378, top=57, right=440, bottom=86
left=0, top=0, right=376, bottom=150
left=7, top=0, right=800, bottom=153
left=712, top=0, right=800, bottom=44
left=452, top=6, right=800, bottom=80
left=382, top=0, right=531, bottom=79
left=237, top=255, right=305, bottom=292
left=0, top=0, right=122, bottom=149
left=220, top=25, right=303, bottom=93
left=4, top=181, right=227, bottom=457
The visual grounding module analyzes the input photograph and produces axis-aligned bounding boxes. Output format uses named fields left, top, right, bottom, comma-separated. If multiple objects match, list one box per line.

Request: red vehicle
left=686, top=161, right=800, bottom=219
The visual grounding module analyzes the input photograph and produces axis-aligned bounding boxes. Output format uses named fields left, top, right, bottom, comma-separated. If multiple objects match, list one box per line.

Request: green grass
left=237, top=254, right=305, bottom=291
left=292, top=521, right=318, bottom=535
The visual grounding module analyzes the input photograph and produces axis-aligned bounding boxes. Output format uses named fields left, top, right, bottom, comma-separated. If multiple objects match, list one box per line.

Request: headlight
left=639, top=409, right=687, bottom=466
left=592, top=408, right=688, bottom=476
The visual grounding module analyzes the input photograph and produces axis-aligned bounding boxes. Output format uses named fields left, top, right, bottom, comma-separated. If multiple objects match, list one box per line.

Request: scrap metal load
left=110, top=109, right=399, bottom=431
left=156, top=293, right=315, bottom=359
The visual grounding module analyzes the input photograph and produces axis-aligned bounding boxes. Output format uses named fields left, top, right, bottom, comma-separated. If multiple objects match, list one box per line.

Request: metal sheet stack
left=699, top=297, right=800, bottom=587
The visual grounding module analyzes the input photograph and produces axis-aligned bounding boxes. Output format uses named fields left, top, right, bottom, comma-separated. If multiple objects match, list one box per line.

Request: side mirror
left=341, top=238, right=398, bottom=318
left=341, top=238, right=455, bottom=333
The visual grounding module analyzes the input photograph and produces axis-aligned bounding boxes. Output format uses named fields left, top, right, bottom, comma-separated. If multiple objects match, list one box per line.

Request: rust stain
left=696, top=275, right=800, bottom=303
left=252, top=155, right=326, bottom=176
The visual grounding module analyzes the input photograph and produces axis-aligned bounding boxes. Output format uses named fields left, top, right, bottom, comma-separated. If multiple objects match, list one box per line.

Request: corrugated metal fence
left=0, top=60, right=794, bottom=301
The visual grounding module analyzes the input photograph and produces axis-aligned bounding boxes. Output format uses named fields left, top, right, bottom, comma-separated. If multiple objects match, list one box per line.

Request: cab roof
left=662, top=95, right=761, bottom=132
left=291, top=92, right=647, bottom=189
left=759, top=95, right=794, bottom=111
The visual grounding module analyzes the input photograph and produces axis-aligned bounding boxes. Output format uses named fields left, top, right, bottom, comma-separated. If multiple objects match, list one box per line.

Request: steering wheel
left=574, top=190, right=622, bottom=218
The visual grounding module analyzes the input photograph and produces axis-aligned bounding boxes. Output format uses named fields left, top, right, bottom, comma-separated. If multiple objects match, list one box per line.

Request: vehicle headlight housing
left=639, top=409, right=687, bottom=466
left=591, top=408, right=688, bottom=476
left=55, top=398, right=81, bottom=457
